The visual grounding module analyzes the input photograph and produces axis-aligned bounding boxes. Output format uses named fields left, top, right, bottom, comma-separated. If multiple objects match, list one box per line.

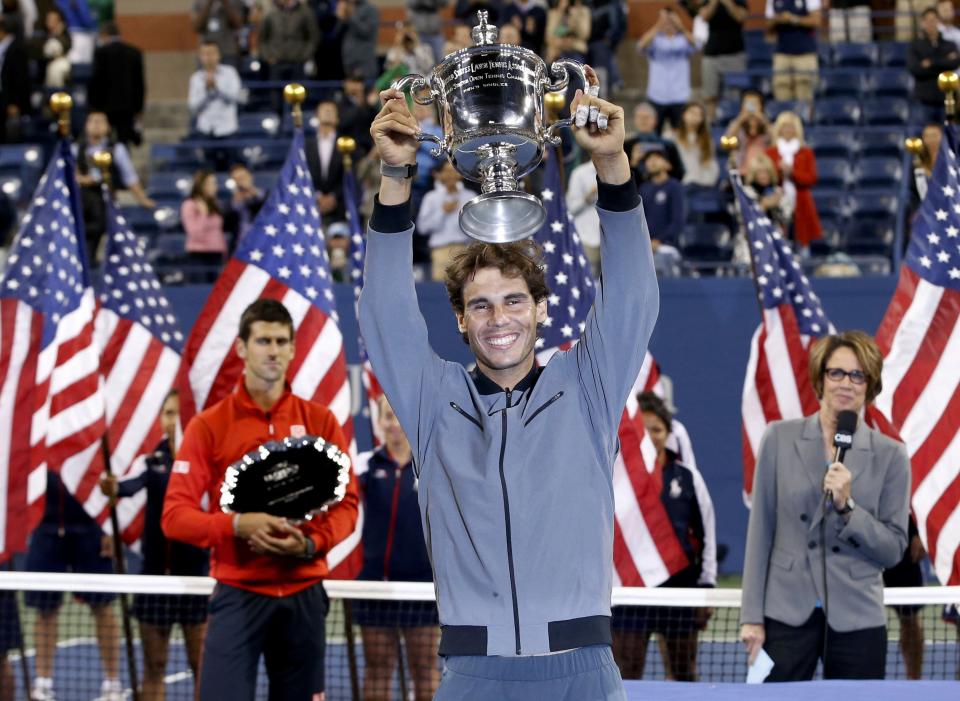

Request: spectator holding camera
left=386, top=21, right=436, bottom=77
left=724, top=90, right=771, bottom=175
left=637, top=7, right=696, bottom=133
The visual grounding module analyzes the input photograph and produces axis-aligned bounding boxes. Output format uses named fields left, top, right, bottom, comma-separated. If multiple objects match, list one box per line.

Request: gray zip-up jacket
left=358, top=179, right=659, bottom=656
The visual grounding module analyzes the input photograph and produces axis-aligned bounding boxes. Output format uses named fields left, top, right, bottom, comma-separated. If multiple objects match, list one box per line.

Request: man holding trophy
left=359, top=27, right=659, bottom=697
left=162, top=299, right=358, bottom=701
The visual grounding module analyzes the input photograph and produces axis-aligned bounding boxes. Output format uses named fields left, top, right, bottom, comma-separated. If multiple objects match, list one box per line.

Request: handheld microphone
left=825, top=410, right=858, bottom=506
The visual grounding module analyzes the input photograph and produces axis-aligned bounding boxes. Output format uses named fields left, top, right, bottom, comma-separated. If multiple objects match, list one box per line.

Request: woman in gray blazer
left=740, top=330, right=910, bottom=680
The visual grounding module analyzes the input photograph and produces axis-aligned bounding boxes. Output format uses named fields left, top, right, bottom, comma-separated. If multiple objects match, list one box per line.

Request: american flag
left=83, top=195, right=184, bottom=543
left=0, top=141, right=105, bottom=560
left=343, top=167, right=383, bottom=441
left=874, top=127, right=960, bottom=585
left=175, top=130, right=360, bottom=577
left=533, top=149, right=688, bottom=586
left=735, top=173, right=896, bottom=503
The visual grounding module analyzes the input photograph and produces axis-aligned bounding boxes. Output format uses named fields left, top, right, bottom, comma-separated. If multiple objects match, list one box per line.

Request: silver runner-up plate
left=220, top=436, right=351, bottom=521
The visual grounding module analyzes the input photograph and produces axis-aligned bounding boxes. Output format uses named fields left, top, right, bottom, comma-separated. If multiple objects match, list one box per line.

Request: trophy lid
left=472, top=10, right=499, bottom=45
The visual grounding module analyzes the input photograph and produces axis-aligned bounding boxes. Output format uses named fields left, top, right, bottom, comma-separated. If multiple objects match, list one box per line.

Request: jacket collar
left=797, top=412, right=872, bottom=525
left=232, top=373, right=292, bottom=416
left=470, top=363, right=541, bottom=396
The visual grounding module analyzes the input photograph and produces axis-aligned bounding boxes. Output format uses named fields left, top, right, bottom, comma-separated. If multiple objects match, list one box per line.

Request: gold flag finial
left=544, top=92, right=566, bottom=120
left=939, top=71, right=959, bottom=121
left=50, top=92, right=73, bottom=137
left=284, top=83, right=307, bottom=129
left=336, top=136, right=357, bottom=169
left=92, top=150, right=113, bottom=188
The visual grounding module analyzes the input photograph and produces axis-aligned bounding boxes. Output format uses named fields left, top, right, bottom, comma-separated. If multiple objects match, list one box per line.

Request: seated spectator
left=502, top=0, right=548, bottom=55
left=181, top=170, right=227, bottom=274
left=305, top=101, right=346, bottom=224
left=75, top=111, right=156, bottom=261
left=765, top=111, right=821, bottom=252
left=626, top=101, right=686, bottom=182
left=417, top=160, right=475, bottom=282
left=566, top=157, right=600, bottom=273
left=638, top=148, right=685, bottom=252
left=0, top=15, right=30, bottom=144
left=191, top=0, right=244, bottom=65
left=325, top=221, right=351, bottom=282
left=497, top=22, right=521, bottom=46
left=336, top=72, right=377, bottom=156
left=827, top=0, right=872, bottom=43
left=637, top=7, right=696, bottom=132
left=354, top=396, right=440, bottom=701
left=257, top=0, right=318, bottom=84
left=545, top=0, right=591, bottom=64
left=909, top=7, right=960, bottom=125
left=744, top=151, right=788, bottom=226
left=668, top=102, right=719, bottom=187
left=698, top=0, right=748, bottom=118
left=385, top=21, right=436, bottom=78
left=337, top=0, right=380, bottom=84
left=766, top=0, right=821, bottom=103
left=36, top=8, right=72, bottom=87
left=224, top=163, right=265, bottom=253
left=724, top=90, right=771, bottom=175
left=939, top=0, right=960, bottom=46
left=188, top=38, right=242, bottom=171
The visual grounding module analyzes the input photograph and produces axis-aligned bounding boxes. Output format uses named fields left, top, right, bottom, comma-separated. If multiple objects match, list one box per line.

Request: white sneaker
left=99, top=678, right=124, bottom=701
left=30, top=677, right=55, bottom=701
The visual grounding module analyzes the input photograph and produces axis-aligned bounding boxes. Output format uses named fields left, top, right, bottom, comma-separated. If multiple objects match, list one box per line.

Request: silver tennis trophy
left=393, top=11, right=588, bottom=243
left=220, top=435, right=351, bottom=521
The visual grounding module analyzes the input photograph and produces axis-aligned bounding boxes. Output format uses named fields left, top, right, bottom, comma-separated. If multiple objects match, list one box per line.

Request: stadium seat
left=848, top=190, right=898, bottom=220
left=843, top=217, right=896, bottom=256
left=715, top=99, right=740, bottom=125
left=854, top=157, right=904, bottom=189
left=241, top=141, right=290, bottom=169
left=150, top=143, right=206, bottom=172
left=810, top=218, right=844, bottom=256
left=678, top=223, right=732, bottom=262
left=236, top=112, right=281, bottom=139
left=861, top=97, right=910, bottom=126
left=812, top=190, right=850, bottom=220
left=687, top=187, right=728, bottom=218
left=832, top=42, right=879, bottom=68
left=815, top=159, right=853, bottom=190
left=767, top=100, right=808, bottom=122
left=878, top=42, right=909, bottom=68
left=818, top=71, right=866, bottom=98
left=858, top=129, right=906, bottom=158
left=152, top=232, right=187, bottom=259
left=817, top=43, right=834, bottom=68
left=746, top=42, right=773, bottom=70
left=147, top=172, right=195, bottom=200
left=867, top=69, right=914, bottom=98
left=117, top=206, right=162, bottom=237
left=807, top=129, right=857, bottom=160
left=813, top=97, right=861, bottom=126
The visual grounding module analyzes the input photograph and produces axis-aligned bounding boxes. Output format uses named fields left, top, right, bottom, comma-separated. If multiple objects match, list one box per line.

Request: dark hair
left=189, top=169, right=221, bottom=215
left=922, top=6, right=940, bottom=18
left=228, top=162, right=250, bottom=175
left=238, top=299, right=294, bottom=342
left=200, top=36, right=220, bottom=49
left=0, top=15, right=18, bottom=36
left=637, top=391, right=672, bottom=432
left=100, top=21, right=120, bottom=37
left=164, top=388, right=179, bottom=402
left=444, top=240, right=549, bottom=318
left=808, top=330, right=884, bottom=403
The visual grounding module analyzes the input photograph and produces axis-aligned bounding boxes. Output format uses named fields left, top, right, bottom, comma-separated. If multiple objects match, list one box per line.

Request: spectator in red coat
left=765, top=111, right=821, bottom=252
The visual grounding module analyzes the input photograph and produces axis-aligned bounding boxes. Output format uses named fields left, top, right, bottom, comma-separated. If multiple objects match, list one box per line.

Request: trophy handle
left=544, top=59, right=587, bottom=94
left=391, top=73, right=436, bottom=106
left=417, top=131, right=445, bottom=158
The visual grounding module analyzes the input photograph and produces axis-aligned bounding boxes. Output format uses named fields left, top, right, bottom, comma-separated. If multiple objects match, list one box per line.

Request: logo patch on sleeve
left=173, top=460, right=190, bottom=474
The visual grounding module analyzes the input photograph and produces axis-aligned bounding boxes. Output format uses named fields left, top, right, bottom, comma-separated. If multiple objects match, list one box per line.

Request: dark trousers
left=107, top=110, right=139, bottom=146
left=764, top=610, right=886, bottom=681
left=198, top=581, right=329, bottom=701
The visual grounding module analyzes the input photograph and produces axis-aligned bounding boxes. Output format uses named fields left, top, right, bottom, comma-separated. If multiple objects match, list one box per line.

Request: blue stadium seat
left=147, top=172, right=195, bottom=200
left=150, top=143, right=206, bottom=171
left=816, top=159, right=854, bottom=189
left=813, top=97, right=861, bottom=126
left=843, top=217, right=896, bottom=255
left=812, top=189, right=850, bottom=220
left=687, top=187, right=727, bottom=218
left=811, top=218, right=844, bottom=256
left=236, top=112, right=281, bottom=139
left=241, top=141, right=290, bottom=170
left=715, top=99, right=740, bottom=125
left=848, top=190, right=898, bottom=220
left=818, top=71, right=866, bottom=98
left=818, top=43, right=834, bottom=68
left=152, top=232, right=187, bottom=258
left=832, top=42, right=879, bottom=68
left=117, top=206, right=162, bottom=236
left=239, top=56, right=266, bottom=81
left=767, top=100, right=808, bottom=122
left=867, top=69, right=914, bottom=98
left=746, top=42, right=773, bottom=70
left=854, top=156, right=903, bottom=189
left=806, top=129, right=857, bottom=160
left=678, top=223, right=732, bottom=262
left=878, top=42, right=909, bottom=68
left=858, top=129, right=905, bottom=158
left=861, top=97, right=910, bottom=126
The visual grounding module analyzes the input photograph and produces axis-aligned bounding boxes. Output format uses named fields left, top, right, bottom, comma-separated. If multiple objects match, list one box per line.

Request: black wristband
left=371, top=195, right=413, bottom=233
left=596, top=177, right=640, bottom=212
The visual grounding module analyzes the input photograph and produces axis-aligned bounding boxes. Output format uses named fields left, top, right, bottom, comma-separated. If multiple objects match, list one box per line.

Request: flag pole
left=545, top=91, right=567, bottom=183
left=89, top=147, right=142, bottom=701
left=721, top=135, right=765, bottom=316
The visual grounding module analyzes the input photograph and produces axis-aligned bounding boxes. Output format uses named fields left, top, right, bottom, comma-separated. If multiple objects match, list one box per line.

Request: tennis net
left=0, top=572, right=957, bottom=700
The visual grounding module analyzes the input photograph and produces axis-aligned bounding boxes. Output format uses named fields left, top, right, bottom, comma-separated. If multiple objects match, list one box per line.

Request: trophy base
left=459, top=191, right=546, bottom=243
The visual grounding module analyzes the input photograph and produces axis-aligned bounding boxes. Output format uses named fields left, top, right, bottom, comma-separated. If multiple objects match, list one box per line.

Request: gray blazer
left=741, top=414, right=910, bottom=633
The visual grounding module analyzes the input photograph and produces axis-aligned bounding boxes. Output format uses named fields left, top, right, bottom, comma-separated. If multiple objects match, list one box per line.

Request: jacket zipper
left=499, top=388, right=522, bottom=655
left=449, top=402, right=482, bottom=430
left=383, top=467, right=402, bottom=580
left=523, top=391, right=564, bottom=427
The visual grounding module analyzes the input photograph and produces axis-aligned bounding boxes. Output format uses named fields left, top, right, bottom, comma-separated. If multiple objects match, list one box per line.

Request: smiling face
left=641, top=410, right=670, bottom=457
left=457, top=267, right=547, bottom=387
left=235, top=321, right=295, bottom=386
left=820, top=345, right=868, bottom=416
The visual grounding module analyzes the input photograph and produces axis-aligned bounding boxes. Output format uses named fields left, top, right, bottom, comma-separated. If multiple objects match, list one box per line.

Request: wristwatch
left=380, top=162, right=418, bottom=180
left=300, top=536, right=317, bottom=560
left=836, top=497, right=856, bottom=515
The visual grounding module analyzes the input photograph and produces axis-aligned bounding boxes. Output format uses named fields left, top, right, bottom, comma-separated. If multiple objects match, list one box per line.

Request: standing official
left=359, top=71, right=658, bottom=699
left=162, top=299, right=359, bottom=700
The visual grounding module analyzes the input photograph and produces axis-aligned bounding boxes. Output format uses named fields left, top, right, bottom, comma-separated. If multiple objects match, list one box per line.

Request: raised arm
left=565, top=81, right=660, bottom=442
left=357, top=89, right=446, bottom=459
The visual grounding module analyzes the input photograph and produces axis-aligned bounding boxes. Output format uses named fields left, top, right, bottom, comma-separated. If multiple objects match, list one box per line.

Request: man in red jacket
left=162, top=298, right=359, bottom=700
